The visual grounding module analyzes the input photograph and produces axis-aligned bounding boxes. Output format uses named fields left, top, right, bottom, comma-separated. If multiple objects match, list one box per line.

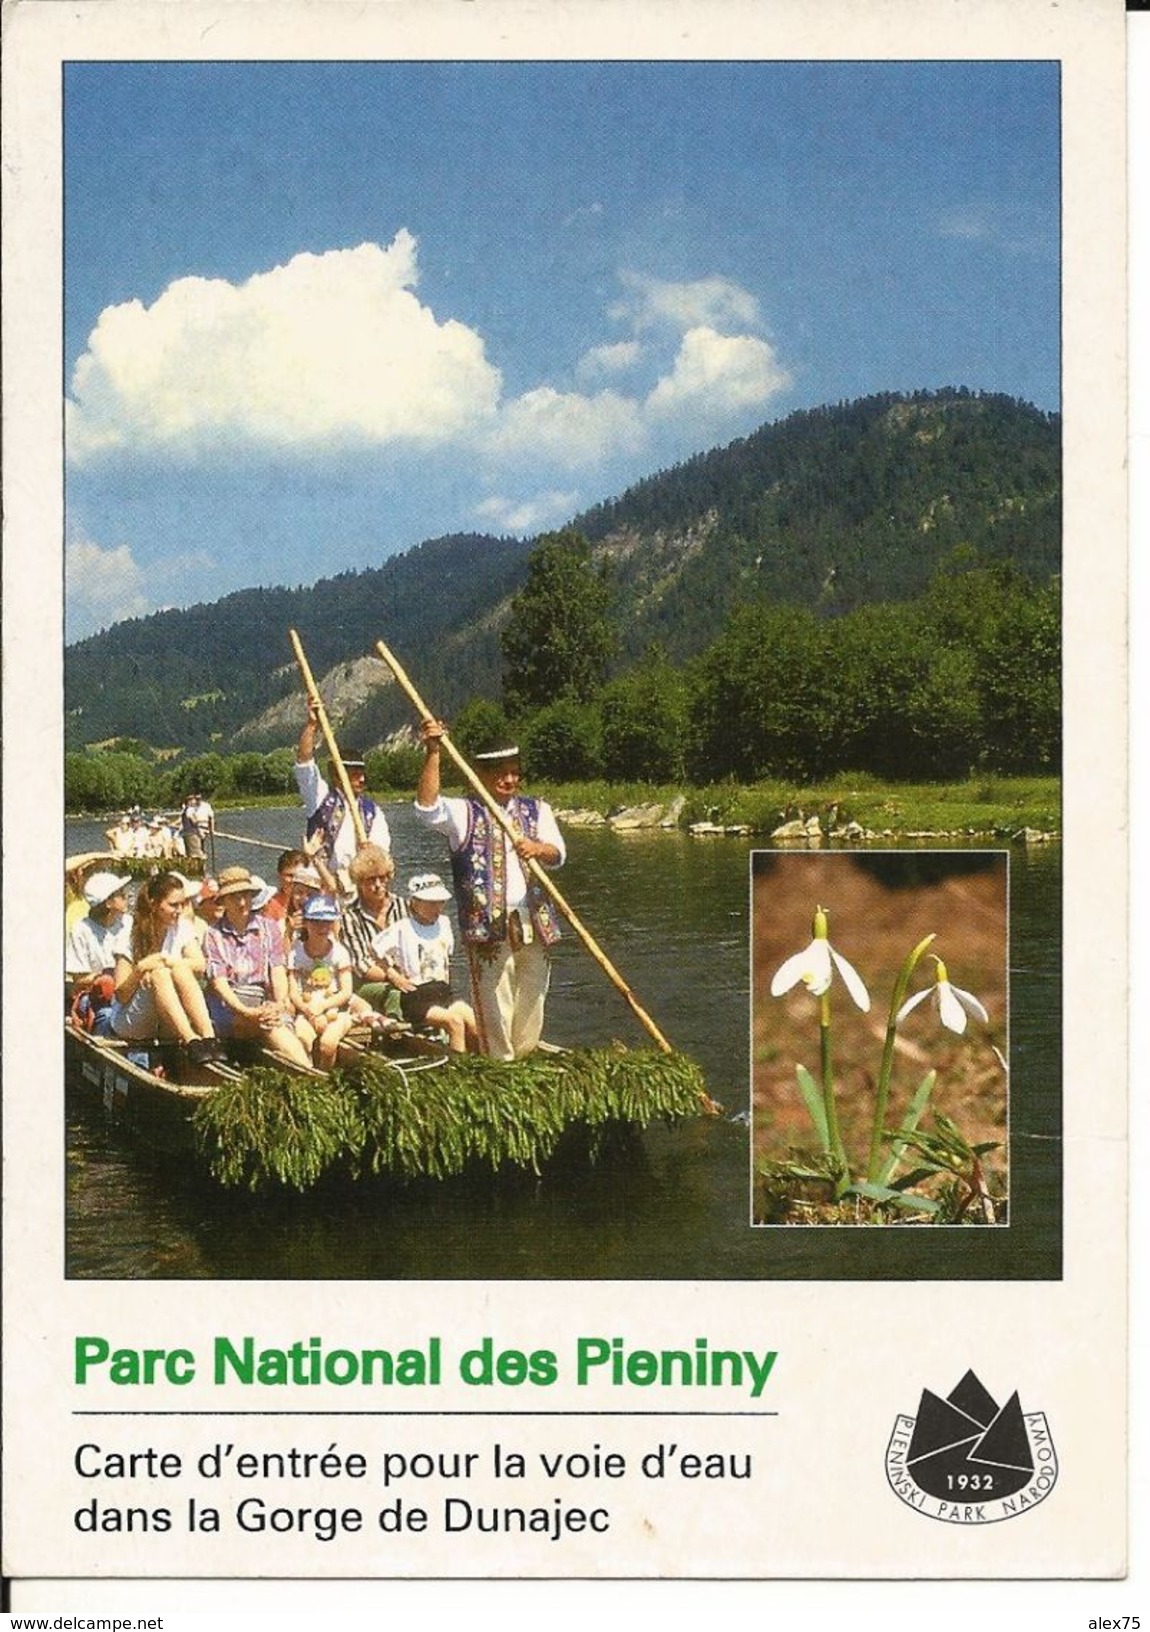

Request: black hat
left=473, top=733, right=520, bottom=763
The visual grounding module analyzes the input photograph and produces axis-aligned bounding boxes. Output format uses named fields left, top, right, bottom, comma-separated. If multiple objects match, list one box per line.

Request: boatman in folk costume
left=294, top=698, right=391, bottom=875
left=415, top=719, right=565, bottom=1060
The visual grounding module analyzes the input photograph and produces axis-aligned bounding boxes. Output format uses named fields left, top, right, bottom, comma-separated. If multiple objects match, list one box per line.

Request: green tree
left=170, top=753, right=228, bottom=799
left=976, top=575, right=1061, bottom=771
left=64, top=752, right=122, bottom=813
left=367, top=744, right=425, bottom=791
left=685, top=602, right=826, bottom=782
left=228, top=753, right=269, bottom=796
left=501, top=530, right=615, bottom=717
left=599, top=647, right=687, bottom=782
left=521, top=699, right=603, bottom=780
left=100, top=751, right=159, bottom=807
left=451, top=698, right=515, bottom=764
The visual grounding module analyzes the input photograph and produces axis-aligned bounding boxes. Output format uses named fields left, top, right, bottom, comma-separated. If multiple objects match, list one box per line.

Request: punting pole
left=211, top=829, right=294, bottom=855
left=372, top=640, right=719, bottom=1108
left=289, top=629, right=367, bottom=846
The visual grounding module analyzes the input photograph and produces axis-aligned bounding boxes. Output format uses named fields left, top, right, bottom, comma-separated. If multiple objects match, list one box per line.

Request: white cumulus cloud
left=611, top=270, right=763, bottom=334
left=575, top=340, right=643, bottom=383
left=474, top=491, right=580, bottom=534
left=66, top=234, right=502, bottom=464
left=65, top=532, right=151, bottom=639
left=486, top=385, right=646, bottom=470
left=646, top=326, right=791, bottom=421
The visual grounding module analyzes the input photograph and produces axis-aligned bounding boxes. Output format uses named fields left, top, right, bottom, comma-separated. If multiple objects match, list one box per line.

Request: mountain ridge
left=65, top=388, right=1060, bottom=754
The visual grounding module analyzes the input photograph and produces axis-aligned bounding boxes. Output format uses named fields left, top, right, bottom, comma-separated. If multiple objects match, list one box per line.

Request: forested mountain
left=65, top=389, right=1060, bottom=755
left=577, top=389, right=1059, bottom=661
left=65, top=532, right=534, bottom=752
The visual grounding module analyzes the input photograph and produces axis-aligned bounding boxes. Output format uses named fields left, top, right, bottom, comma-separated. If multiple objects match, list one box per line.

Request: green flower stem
left=819, top=990, right=848, bottom=1174
left=866, top=932, right=937, bottom=1183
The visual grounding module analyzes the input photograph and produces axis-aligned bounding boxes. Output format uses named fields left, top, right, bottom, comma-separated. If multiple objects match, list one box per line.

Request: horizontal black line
left=72, top=1409, right=777, bottom=1418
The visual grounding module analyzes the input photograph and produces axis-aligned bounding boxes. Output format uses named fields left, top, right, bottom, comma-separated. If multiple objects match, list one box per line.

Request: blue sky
left=63, top=59, right=1060, bottom=640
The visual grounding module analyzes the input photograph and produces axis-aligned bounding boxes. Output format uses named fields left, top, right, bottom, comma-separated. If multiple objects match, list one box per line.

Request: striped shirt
left=340, top=894, right=408, bottom=982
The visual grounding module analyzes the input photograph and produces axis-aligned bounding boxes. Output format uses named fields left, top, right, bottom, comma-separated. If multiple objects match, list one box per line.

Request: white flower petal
left=802, top=939, right=834, bottom=995
left=770, top=945, right=813, bottom=996
left=936, top=980, right=969, bottom=1033
left=830, top=946, right=871, bottom=1011
left=895, top=986, right=932, bottom=1024
left=770, top=937, right=833, bottom=997
left=952, top=984, right=990, bottom=1025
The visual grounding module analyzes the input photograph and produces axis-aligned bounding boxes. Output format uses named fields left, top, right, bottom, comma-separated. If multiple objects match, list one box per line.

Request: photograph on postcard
left=752, top=849, right=1012, bottom=1228
left=59, top=56, right=1063, bottom=1282
left=2, top=0, right=1128, bottom=1593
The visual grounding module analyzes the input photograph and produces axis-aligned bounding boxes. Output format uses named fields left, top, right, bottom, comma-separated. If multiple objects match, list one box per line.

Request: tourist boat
left=64, top=1016, right=449, bottom=1150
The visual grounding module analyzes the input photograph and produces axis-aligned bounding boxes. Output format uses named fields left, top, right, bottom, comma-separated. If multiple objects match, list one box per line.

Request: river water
left=65, top=805, right=1061, bottom=1281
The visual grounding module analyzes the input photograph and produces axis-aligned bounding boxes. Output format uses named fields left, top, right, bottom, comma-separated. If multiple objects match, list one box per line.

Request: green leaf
left=890, top=1164, right=945, bottom=1189
left=879, top=1069, right=937, bottom=1185
left=794, top=1064, right=830, bottom=1151
left=848, top=1181, right=940, bottom=1214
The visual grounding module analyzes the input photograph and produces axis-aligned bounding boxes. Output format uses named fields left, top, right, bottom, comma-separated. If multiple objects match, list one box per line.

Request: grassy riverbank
left=72, top=774, right=1060, bottom=839
left=535, top=773, right=1060, bottom=837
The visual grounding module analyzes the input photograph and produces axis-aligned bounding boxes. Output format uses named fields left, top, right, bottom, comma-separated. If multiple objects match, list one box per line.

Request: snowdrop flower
left=896, top=956, right=988, bottom=1035
left=770, top=906, right=871, bottom=1012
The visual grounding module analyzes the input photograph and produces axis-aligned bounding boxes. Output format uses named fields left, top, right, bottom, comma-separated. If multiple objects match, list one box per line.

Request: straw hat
left=215, top=865, right=265, bottom=900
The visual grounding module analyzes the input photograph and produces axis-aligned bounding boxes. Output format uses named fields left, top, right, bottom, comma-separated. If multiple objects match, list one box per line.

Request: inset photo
left=752, top=851, right=1008, bottom=1228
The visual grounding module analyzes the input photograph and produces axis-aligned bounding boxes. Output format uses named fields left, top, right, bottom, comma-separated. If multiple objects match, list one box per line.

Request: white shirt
left=414, top=794, right=564, bottom=915
left=66, top=912, right=133, bottom=977
left=161, top=915, right=197, bottom=960
left=372, top=915, right=454, bottom=987
left=289, top=938, right=353, bottom=997
left=294, top=759, right=391, bottom=871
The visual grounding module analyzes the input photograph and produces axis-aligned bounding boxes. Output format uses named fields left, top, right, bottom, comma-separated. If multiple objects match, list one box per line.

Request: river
left=65, top=805, right=1061, bottom=1280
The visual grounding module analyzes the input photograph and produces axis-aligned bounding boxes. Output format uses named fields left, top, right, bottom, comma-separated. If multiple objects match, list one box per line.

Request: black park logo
left=886, top=1369, right=1058, bottom=1524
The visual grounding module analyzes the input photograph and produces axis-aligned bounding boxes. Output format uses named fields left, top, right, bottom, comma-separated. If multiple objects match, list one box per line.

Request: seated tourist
left=202, top=866, right=312, bottom=1069
left=339, top=843, right=409, bottom=1019
left=371, top=873, right=479, bottom=1054
left=66, top=871, right=133, bottom=1025
left=108, top=872, right=222, bottom=1062
left=259, top=849, right=310, bottom=922
left=65, top=852, right=116, bottom=934
left=287, top=894, right=372, bottom=1069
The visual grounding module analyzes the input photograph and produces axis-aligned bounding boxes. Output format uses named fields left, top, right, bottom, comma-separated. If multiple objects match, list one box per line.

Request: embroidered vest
left=306, top=789, right=378, bottom=859
left=450, top=796, right=561, bottom=947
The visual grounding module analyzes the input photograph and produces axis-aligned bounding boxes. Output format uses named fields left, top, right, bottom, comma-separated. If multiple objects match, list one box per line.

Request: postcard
left=1, top=0, right=1129, bottom=1610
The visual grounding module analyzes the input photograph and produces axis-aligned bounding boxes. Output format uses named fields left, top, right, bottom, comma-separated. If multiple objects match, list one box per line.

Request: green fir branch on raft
left=193, top=1047, right=707, bottom=1192
left=191, top=1067, right=362, bottom=1192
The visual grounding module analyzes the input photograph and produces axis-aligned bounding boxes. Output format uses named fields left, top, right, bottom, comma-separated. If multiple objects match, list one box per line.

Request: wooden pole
left=211, top=828, right=296, bottom=855
left=374, top=637, right=687, bottom=1064
left=289, top=629, right=367, bottom=846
